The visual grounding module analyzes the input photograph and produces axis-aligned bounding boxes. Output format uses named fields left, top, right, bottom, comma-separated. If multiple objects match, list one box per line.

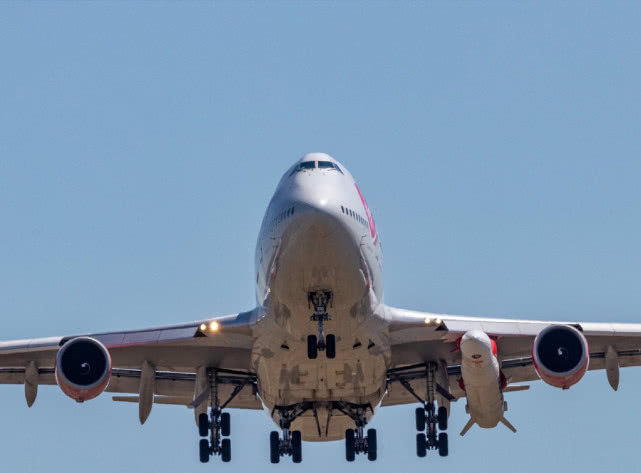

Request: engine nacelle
left=55, top=337, right=112, bottom=402
left=532, top=325, right=589, bottom=389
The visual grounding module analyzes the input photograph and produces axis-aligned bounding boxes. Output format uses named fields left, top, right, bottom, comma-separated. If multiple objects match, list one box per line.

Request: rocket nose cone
left=462, top=330, right=490, bottom=344
left=460, top=330, right=491, bottom=357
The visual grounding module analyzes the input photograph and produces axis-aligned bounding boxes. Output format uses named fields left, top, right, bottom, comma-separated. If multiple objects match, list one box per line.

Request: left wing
left=383, top=306, right=641, bottom=405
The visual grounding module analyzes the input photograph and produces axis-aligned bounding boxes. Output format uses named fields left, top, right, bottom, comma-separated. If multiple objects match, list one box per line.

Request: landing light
left=200, top=323, right=207, bottom=331
left=209, top=321, right=220, bottom=332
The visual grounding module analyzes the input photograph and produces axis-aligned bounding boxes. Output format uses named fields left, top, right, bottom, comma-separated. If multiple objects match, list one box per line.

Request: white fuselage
left=250, top=154, right=388, bottom=440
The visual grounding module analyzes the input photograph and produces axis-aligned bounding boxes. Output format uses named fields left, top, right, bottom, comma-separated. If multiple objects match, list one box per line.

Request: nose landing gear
left=307, top=291, right=336, bottom=359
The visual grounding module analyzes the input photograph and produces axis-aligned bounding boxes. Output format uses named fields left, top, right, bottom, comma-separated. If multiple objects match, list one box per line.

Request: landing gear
left=414, top=363, right=448, bottom=457
left=198, top=407, right=232, bottom=463
left=198, top=408, right=232, bottom=463
left=344, top=427, right=377, bottom=462
left=195, top=368, right=257, bottom=464
left=307, top=290, right=336, bottom=359
left=270, top=404, right=307, bottom=463
left=387, top=362, right=454, bottom=459
left=331, top=401, right=377, bottom=462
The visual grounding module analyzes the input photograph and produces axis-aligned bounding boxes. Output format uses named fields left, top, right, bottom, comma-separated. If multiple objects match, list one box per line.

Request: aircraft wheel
left=270, top=431, right=280, bottom=464
left=221, top=412, right=231, bottom=437
left=415, top=407, right=426, bottom=431
left=345, top=429, right=355, bottom=462
left=416, top=433, right=426, bottom=458
left=438, top=432, right=448, bottom=457
left=307, top=335, right=318, bottom=359
left=198, top=413, right=209, bottom=437
left=199, top=438, right=210, bottom=463
left=326, top=334, right=336, bottom=359
left=292, top=430, right=302, bottom=463
left=367, top=428, right=377, bottom=461
left=437, top=406, right=448, bottom=431
left=221, top=438, right=231, bottom=463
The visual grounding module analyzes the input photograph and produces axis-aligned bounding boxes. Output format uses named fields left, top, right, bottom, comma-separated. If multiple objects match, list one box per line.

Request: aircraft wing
left=0, top=310, right=262, bottom=412
left=382, top=306, right=641, bottom=406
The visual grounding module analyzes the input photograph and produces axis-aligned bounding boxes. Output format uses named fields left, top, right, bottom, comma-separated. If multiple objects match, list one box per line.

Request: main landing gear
left=387, top=362, right=453, bottom=458
left=269, top=404, right=308, bottom=464
left=334, top=402, right=377, bottom=462
left=307, top=290, right=336, bottom=359
left=196, top=368, right=257, bottom=464
left=268, top=401, right=377, bottom=464
left=198, top=408, right=231, bottom=463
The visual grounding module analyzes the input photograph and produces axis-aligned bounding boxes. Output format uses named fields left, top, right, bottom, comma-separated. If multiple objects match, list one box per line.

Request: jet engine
left=55, top=337, right=112, bottom=402
left=532, top=325, right=589, bottom=389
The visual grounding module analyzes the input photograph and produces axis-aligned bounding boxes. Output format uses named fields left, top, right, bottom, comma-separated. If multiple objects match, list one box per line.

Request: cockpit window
left=300, top=161, right=316, bottom=170
left=289, top=161, right=317, bottom=176
left=318, top=161, right=343, bottom=174
left=289, top=160, right=343, bottom=176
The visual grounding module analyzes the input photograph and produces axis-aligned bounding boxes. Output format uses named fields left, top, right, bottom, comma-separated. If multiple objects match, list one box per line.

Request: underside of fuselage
left=252, top=175, right=389, bottom=441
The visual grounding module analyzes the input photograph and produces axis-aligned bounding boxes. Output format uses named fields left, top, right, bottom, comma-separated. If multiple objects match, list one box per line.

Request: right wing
left=0, top=310, right=263, bottom=414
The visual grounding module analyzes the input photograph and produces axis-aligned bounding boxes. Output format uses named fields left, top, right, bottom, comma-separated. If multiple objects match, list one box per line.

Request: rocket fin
left=460, top=417, right=476, bottom=436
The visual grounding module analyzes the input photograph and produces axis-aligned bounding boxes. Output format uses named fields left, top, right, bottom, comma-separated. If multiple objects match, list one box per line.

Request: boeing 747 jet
left=1, top=153, right=639, bottom=463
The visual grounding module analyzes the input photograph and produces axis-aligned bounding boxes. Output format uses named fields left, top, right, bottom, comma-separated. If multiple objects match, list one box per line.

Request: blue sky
left=1, top=1, right=641, bottom=471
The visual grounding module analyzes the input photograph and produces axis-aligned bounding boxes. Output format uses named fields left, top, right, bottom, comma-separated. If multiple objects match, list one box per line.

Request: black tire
left=199, top=438, right=210, bottom=463
left=416, top=433, right=427, bottom=458
left=345, top=429, right=356, bottom=462
left=438, top=406, right=448, bottom=431
left=438, top=432, right=448, bottom=457
left=307, top=335, right=318, bottom=359
left=415, top=407, right=426, bottom=431
left=270, top=431, right=280, bottom=464
left=221, top=412, right=231, bottom=437
left=221, top=438, right=231, bottom=463
left=292, top=430, right=302, bottom=463
left=367, top=428, right=377, bottom=461
left=198, top=413, right=209, bottom=437
left=326, top=334, right=336, bottom=359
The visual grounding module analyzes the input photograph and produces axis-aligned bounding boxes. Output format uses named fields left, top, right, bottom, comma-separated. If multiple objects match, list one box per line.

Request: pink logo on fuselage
left=355, top=183, right=378, bottom=245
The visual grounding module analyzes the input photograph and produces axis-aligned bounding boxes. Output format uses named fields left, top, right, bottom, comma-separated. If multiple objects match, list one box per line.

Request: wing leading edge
left=383, top=305, right=641, bottom=406
left=0, top=309, right=261, bottom=413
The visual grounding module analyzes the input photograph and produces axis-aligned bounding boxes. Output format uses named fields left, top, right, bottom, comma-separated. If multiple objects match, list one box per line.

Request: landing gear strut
left=330, top=401, right=377, bottom=462
left=387, top=362, right=453, bottom=458
left=196, top=368, right=257, bottom=464
left=198, top=409, right=231, bottom=463
left=270, top=404, right=307, bottom=464
left=307, top=290, right=336, bottom=359
left=198, top=370, right=231, bottom=463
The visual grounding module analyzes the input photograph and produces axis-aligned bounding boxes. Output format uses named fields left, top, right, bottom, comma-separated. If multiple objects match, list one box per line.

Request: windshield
left=318, top=161, right=343, bottom=173
left=289, top=161, right=316, bottom=176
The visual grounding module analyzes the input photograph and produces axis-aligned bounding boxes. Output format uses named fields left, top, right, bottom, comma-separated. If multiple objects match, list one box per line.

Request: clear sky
left=1, top=1, right=641, bottom=471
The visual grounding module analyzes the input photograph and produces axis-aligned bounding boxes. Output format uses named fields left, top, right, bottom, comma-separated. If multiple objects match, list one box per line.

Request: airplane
left=1, top=152, right=640, bottom=464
